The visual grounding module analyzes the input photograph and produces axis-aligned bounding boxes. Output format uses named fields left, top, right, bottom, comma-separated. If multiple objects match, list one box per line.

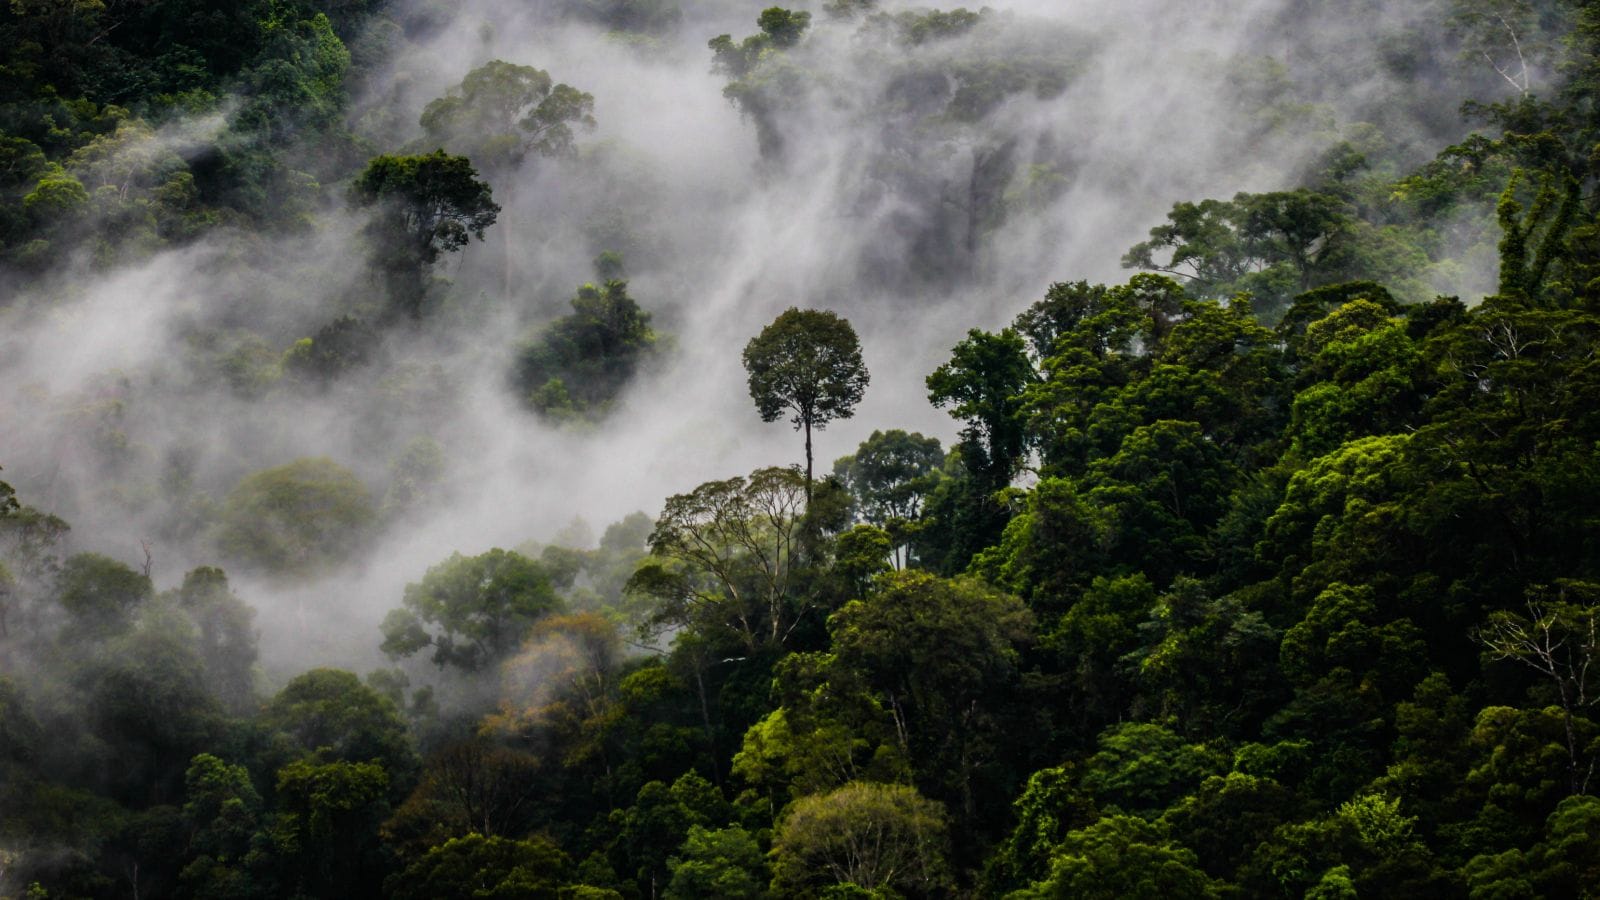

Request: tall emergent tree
left=349, top=150, right=500, bottom=319
left=742, top=308, right=870, bottom=499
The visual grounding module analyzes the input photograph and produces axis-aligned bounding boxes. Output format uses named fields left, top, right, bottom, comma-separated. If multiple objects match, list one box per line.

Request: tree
left=769, top=781, right=950, bottom=897
left=1122, top=190, right=1355, bottom=317
left=833, top=430, right=945, bottom=522
left=1495, top=168, right=1579, bottom=303
left=81, top=611, right=225, bottom=805
left=1478, top=581, right=1600, bottom=795
left=826, top=571, right=1033, bottom=819
left=743, top=308, right=870, bottom=499
left=664, top=825, right=766, bottom=900
left=282, top=315, right=377, bottom=385
left=709, top=7, right=813, bottom=79
left=267, top=758, right=392, bottom=900
left=833, top=430, right=943, bottom=568
left=628, top=466, right=808, bottom=653
left=514, top=278, right=662, bottom=421
left=0, top=466, right=18, bottom=517
left=1078, top=723, right=1229, bottom=817
left=173, top=567, right=258, bottom=715
left=1083, top=419, right=1238, bottom=584
left=1448, top=0, right=1549, bottom=96
left=420, top=61, right=595, bottom=169
left=1463, top=795, right=1600, bottom=897
left=926, top=327, right=1033, bottom=489
left=419, top=59, right=594, bottom=298
left=756, top=7, right=812, bottom=48
left=54, top=552, right=152, bottom=642
left=1121, top=199, right=1254, bottom=293
left=215, top=457, right=375, bottom=582
left=832, top=425, right=940, bottom=538
left=0, top=470, right=69, bottom=640
left=605, top=773, right=733, bottom=895
left=1011, top=814, right=1224, bottom=899
left=259, top=668, right=417, bottom=783
left=383, top=739, right=542, bottom=857
left=388, top=833, right=571, bottom=900
left=379, top=549, right=563, bottom=674
left=348, top=150, right=499, bottom=319
left=1160, top=773, right=1298, bottom=884
left=178, top=753, right=262, bottom=899
left=1288, top=300, right=1422, bottom=457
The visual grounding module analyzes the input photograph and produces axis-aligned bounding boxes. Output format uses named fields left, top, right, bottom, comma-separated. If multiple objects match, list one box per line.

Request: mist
left=0, top=0, right=1486, bottom=681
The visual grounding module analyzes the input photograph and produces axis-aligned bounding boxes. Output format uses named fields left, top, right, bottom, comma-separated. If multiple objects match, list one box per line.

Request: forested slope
left=4, top=0, right=1600, bottom=897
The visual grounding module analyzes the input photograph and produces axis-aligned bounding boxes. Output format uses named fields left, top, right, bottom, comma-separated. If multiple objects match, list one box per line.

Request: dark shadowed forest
left=4, top=0, right=1600, bottom=897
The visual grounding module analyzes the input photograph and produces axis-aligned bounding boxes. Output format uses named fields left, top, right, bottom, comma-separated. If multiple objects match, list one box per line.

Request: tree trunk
left=804, top=417, right=814, bottom=504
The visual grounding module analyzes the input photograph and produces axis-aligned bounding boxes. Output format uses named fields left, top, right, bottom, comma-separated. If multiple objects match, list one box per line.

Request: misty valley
left=4, top=0, right=1600, bottom=897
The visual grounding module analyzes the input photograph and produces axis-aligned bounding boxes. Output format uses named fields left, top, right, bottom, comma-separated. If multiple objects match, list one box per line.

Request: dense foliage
left=8, top=1, right=1600, bottom=898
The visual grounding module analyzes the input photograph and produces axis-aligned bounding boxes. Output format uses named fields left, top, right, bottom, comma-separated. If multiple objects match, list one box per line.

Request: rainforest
left=3, top=0, right=1600, bottom=897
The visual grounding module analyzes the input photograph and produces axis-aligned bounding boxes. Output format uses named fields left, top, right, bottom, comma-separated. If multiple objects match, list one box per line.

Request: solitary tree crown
left=742, top=307, right=870, bottom=497
left=349, top=150, right=500, bottom=318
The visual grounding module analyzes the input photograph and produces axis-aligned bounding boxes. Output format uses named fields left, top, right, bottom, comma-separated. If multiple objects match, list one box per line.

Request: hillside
left=3, top=1, right=1600, bottom=897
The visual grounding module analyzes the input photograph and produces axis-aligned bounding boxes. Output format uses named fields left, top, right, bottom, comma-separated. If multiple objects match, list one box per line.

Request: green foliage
left=986, top=764, right=1098, bottom=891
left=710, top=7, right=812, bottom=80
left=1078, top=723, right=1228, bottom=818
left=268, top=757, right=392, bottom=899
left=80, top=608, right=226, bottom=804
left=829, top=525, right=892, bottom=599
left=54, top=551, right=152, bottom=641
left=22, top=163, right=89, bottom=223
left=515, top=279, right=662, bottom=421
left=1084, top=419, right=1238, bottom=582
left=664, top=825, right=766, bottom=900
left=827, top=571, right=1033, bottom=819
left=1160, top=773, right=1298, bottom=883
left=833, top=430, right=943, bottom=568
left=215, top=457, right=376, bottom=579
left=743, top=308, right=870, bottom=487
left=349, top=150, right=500, bottom=318
left=382, top=739, right=543, bottom=858
left=390, top=832, right=570, bottom=900
left=381, top=548, right=563, bottom=673
left=173, top=566, right=259, bottom=714
left=178, top=752, right=261, bottom=897
left=731, top=694, right=906, bottom=811
left=870, top=7, right=982, bottom=46
left=1123, top=189, right=1385, bottom=317
left=603, top=772, right=733, bottom=894
left=1464, top=794, right=1600, bottom=897
left=1478, top=582, right=1600, bottom=795
left=421, top=60, right=595, bottom=172
left=15, top=7, right=1600, bottom=898
left=1495, top=167, right=1580, bottom=302
left=1289, top=299, right=1423, bottom=456
left=1008, top=814, right=1223, bottom=899
left=260, top=668, right=417, bottom=781
left=630, top=465, right=809, bottom=653
left=927, top=327, right=1033, bottom=489
left=833, top=429, right=943, bottom=526
left=770, top=781, right=950, bottom=898
left=0, top=466, right=18, bottom=517
left=282, top=315, right=376, bottom=385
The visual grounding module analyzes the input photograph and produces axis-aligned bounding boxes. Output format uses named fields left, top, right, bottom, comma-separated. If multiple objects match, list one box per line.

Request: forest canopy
left=6, top=0, right=1600, bottom=898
